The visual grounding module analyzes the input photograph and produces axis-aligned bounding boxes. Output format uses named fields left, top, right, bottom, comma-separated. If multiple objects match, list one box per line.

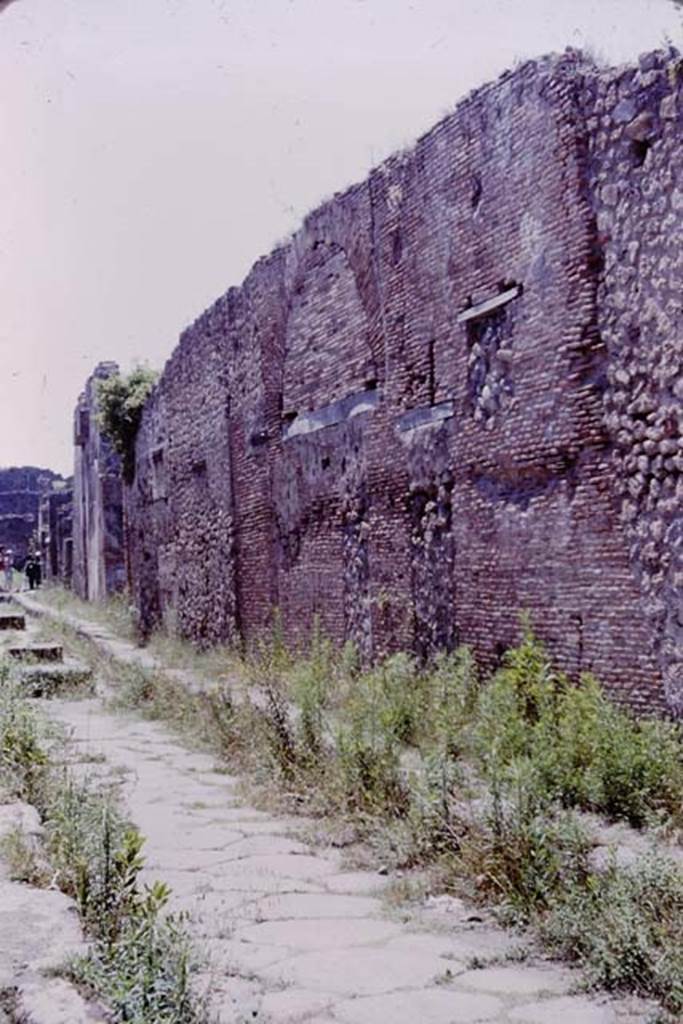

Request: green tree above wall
left=97, top=366, right=158, bottom=485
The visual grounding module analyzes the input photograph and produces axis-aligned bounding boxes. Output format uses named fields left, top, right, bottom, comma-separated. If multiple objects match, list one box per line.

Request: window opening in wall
left=464, top=293, right=518, bottom=423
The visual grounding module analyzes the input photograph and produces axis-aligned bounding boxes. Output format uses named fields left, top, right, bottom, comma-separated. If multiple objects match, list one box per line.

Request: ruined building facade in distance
left=0, top=467, right=63, bottom=567
left=72, top=363, right=126, bottom=601
left=73, top=50, right=683, bottom=717
left=38, top=481, right=73, bottom=585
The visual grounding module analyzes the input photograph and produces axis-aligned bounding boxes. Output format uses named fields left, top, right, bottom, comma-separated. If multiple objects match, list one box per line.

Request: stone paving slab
left=14, top=977, right=108, bottom=1024
left=334, top=989, right=505, bottom=1024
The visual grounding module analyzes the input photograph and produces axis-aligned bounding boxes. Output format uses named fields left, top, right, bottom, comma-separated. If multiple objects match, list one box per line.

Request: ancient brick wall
left=127, top=315, right=238, bottom=644
left=121, top=50, right=681, bottom=715
left=72, top=363, right=126, bottom=601
left=0, top=466, right=61, bottom=568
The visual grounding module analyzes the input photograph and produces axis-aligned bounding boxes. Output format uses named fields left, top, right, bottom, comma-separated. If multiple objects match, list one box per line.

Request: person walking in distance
left=25, top=553, right=37, bottom=591
left=3, top=549, right=13, bottom=591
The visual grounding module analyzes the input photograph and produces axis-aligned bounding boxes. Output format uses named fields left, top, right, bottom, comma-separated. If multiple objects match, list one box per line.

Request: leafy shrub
left=472, top=628, right=683, bottom=828
left=402, top=752, right=463, bottom=862
left=350, top=653, right=424, bottom=747
left=540, top=853, right=683, bottom=1014
left=290, top=617, right=334, bottom=759
left=257, top=675, right=299, bottom=781
left=425, top=646, right=478, bottom=759
left=96, top=366, right=158, bottom=484
left=456, top=759, right=592, bottom=920
left=205, top=684, right=244, bottom=762
left=336, top=723, right=408, bottom=815
left=0, top=825, right=50, bottom=886
left=472, top=625, right=559, bottom=774
left=0, top=672, right=52, bottom=805
left=70, top=874, right=202, bottom=1024
left=330, top=653, right=421, bottom=815
left=536, top=677, right=683, bottom=827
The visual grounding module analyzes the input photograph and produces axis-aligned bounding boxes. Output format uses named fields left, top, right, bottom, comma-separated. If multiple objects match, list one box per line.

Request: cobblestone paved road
left=18, top=595, right=658, bottom=1024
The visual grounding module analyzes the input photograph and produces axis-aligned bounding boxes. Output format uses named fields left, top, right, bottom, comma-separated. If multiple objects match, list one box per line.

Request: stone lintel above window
left=457, top=285, right=521, bottom=324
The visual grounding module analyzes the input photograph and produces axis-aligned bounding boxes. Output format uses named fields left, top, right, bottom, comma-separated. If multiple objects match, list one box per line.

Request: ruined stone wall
left=584, top=52, right=683, bottom=715
left=38, top=485, right=73, bottom=585
left=123, top=50, right=680, bottom=715
left=0, top=467, right=61, bottom=567
left=72, top=363, right=126, bottom=601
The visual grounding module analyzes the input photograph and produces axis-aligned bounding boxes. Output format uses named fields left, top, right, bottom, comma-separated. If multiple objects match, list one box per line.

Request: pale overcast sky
left=1, top=0, right=681, bottom=475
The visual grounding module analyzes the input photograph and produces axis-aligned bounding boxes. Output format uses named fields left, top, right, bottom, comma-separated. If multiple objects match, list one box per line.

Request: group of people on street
left=0, top=546, right=42, bottom=591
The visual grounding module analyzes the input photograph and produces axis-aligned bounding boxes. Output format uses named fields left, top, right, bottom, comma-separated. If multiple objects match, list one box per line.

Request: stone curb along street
left=0, top=802, right=107, bottom=1024
left=2, top=593, right=660, bottom=1024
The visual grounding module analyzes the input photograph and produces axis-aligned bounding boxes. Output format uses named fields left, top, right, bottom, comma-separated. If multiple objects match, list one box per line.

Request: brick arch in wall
left=274, top=240, right=378, bottom=651
left=281, top=241, right=377, bottom=418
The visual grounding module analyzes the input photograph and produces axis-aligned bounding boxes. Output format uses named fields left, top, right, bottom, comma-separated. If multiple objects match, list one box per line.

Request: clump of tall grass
left=0, top=665, right=54, bottom=806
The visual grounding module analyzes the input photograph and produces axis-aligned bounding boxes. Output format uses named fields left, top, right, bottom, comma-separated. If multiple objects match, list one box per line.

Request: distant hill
left=0, top=466, right=66, bottom=567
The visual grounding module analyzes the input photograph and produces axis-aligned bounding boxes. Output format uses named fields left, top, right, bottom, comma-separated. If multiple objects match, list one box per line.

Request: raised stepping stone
left=8, top=643, right=64, bottom=663
left=0, top=612, right=25, bottom=630
left=16, top=661, right=92, bottom=697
